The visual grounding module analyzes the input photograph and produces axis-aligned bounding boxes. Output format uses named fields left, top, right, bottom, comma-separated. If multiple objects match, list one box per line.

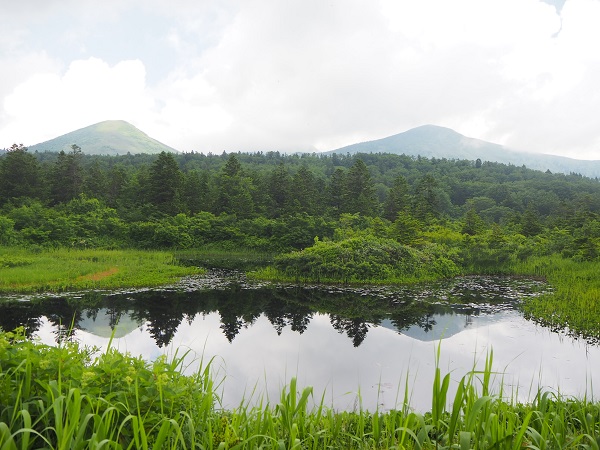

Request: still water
left=1, top=273, right=599, bottom=411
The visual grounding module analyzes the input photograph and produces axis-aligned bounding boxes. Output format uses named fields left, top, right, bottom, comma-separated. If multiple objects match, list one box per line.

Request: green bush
left=274, top=235, right=460, bottom=283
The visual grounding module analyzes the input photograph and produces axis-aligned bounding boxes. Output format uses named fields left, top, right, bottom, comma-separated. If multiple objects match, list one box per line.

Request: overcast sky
left=2, top=0, right=600, bottom=159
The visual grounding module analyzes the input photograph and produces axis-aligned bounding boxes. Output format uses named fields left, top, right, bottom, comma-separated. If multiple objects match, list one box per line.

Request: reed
left=249, top=266, right=448, bottom=286
left=512, top=255, right=600, bottom=343
left=174, top=248, right=274, bottom=270
left=2, top=328, right=600, bottom=449
left=0, top=247, right=200, bottom=294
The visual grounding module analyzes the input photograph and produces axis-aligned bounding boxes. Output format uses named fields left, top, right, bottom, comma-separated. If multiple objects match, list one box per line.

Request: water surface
left=1, top=274, right=597, bottom=411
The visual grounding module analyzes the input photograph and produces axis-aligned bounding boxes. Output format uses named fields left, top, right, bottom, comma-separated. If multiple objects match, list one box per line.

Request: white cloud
left=1, top=0, right=600, bottom=159
left=147, top=72, right=234, bottom=151
left=1, top=58, right=153, bottom=146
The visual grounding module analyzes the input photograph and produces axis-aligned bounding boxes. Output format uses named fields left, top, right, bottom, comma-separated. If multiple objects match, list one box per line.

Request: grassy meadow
left=0, top=247, right=200, bottom=294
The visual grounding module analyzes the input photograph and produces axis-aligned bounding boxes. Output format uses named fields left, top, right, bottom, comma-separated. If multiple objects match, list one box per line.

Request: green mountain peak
left=28, top=120, right=178, bottom=155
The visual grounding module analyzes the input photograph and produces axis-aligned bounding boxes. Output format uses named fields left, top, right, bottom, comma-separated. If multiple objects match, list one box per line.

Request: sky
left=1, top=0, right=600, bottom=159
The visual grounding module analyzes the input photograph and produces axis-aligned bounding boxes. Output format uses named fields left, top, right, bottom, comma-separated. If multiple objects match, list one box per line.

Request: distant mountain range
left=12, top=121, right=600, bottom=178
left=27, top=120, right=177, bottom=155
left=328, top=124, right=600, bottom=178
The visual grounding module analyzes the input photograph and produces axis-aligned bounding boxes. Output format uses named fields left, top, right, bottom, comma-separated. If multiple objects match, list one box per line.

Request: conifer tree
left=0, top=144, right=41, bottom=204
left=214, top=154, right=255, bottom=218
left=343, top=159, right=378, bottom=216
left=291, top=165, right=320, bottom=215
left=49, top=144, right=83, bottom=204
left=383, top=175, right=410, bottom=221
left=148, top=151, right=183, bottom=215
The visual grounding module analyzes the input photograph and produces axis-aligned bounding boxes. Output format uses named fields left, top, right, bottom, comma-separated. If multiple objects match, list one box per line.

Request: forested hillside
left=1, top=144, right=600, bottom=273
left=328, top=124, right=600, bottom=178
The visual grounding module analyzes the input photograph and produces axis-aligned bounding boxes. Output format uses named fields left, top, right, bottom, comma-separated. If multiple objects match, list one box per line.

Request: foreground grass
left=0, top=247, right=200, bottom=294
left=1, top=329, right=599, bottom=450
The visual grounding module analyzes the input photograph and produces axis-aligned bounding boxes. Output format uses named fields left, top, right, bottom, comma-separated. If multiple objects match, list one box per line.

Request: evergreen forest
left=1, top=144, right=599, bottom=271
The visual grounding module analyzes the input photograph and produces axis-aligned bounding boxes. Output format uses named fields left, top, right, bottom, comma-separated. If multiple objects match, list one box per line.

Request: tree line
left=1, top=144, right=600, bottom=265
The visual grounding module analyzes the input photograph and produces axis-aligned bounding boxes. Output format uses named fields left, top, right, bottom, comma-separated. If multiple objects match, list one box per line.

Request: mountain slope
left=329, top=125, right=600, bottom=178
left=28, top=120, right=177, bottom=155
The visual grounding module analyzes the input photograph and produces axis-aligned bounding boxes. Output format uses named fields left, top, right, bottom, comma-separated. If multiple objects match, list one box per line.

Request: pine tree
left=214, top=154, right=255, bottom=218
left=0, top=144, right=41, bottom=204
left=291, top=165, right=320, bottom=215
left=267, top=162, right=291, bottom=217
left=328, top=168, right=346, bottom=215
left=148, top=151, right=183, bottom=215
left=383, top=175, right=410, bottom=221
left=343, top=159, right=378, bottom=216
left=49, top=144, right=84, bottom=204
left=181, top=169, right=208, bottom=214
left=413, top=173, right=439, bottom=221
left=461, top=207, right=484, bottom=235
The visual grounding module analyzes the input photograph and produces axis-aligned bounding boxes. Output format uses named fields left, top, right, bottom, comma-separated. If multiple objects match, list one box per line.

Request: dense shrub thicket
left=274, top=236, right=460, bottom=282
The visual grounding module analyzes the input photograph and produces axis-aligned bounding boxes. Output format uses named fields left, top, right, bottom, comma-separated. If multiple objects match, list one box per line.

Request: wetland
left=3, top=272, right=598, bottom=412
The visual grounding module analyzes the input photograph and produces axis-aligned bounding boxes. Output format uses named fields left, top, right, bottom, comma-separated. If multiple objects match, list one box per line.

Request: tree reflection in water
left=330, top=316, right=370, bottom=347
left=0, top=276, right=547, bottom=347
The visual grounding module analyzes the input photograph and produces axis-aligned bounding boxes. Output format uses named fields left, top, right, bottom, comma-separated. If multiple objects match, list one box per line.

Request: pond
left=1, top=272, right=599, bottom=412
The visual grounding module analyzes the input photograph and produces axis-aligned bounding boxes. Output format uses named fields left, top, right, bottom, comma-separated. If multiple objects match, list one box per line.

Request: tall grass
left=2, top=328, right=600, bottom=449
left=512, top=255, right=600, bottom=343
left=174, top=248, right=274, bottom=270
left=0, top=247, right=200, bottom=293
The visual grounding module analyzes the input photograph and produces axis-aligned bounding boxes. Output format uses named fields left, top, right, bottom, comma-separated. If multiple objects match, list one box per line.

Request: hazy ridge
left=9, top=121, right=600, bottom=178
left=328, top=124, right=600, bottom=178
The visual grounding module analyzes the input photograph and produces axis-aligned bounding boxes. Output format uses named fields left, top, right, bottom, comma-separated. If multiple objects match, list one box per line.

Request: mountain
left=79, top=308, right=142, bottom=338
left=329, top=125, right=600, bottom=178
left=27, top=120, right=178, bottom=155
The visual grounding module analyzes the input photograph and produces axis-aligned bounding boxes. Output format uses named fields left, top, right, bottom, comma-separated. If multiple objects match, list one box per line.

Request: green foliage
left=0, top=328, right=215, bottom=449
left=273, top=235, right=460, bottom=283
left=148, top=151, right=183, bottom=215
left=390, top=212, right=423, bottom=245
left=0, top=216, right=18, bottom=246
left=461, top=206, right=485, bottom=235
left=515, top=256, right=600, bottom=342
left=2, top=148, right=600, bottom=255
left=0, top=144, right=41, bottom=203
left=460, top=227, right=523, bottom=273
left=383, top=175, right=410, bottom=221
left=413, top=173, right=440, bottom=221
left=49, top=146, right=84, bottom=205
left=343, top=159, right=378, bottom=216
